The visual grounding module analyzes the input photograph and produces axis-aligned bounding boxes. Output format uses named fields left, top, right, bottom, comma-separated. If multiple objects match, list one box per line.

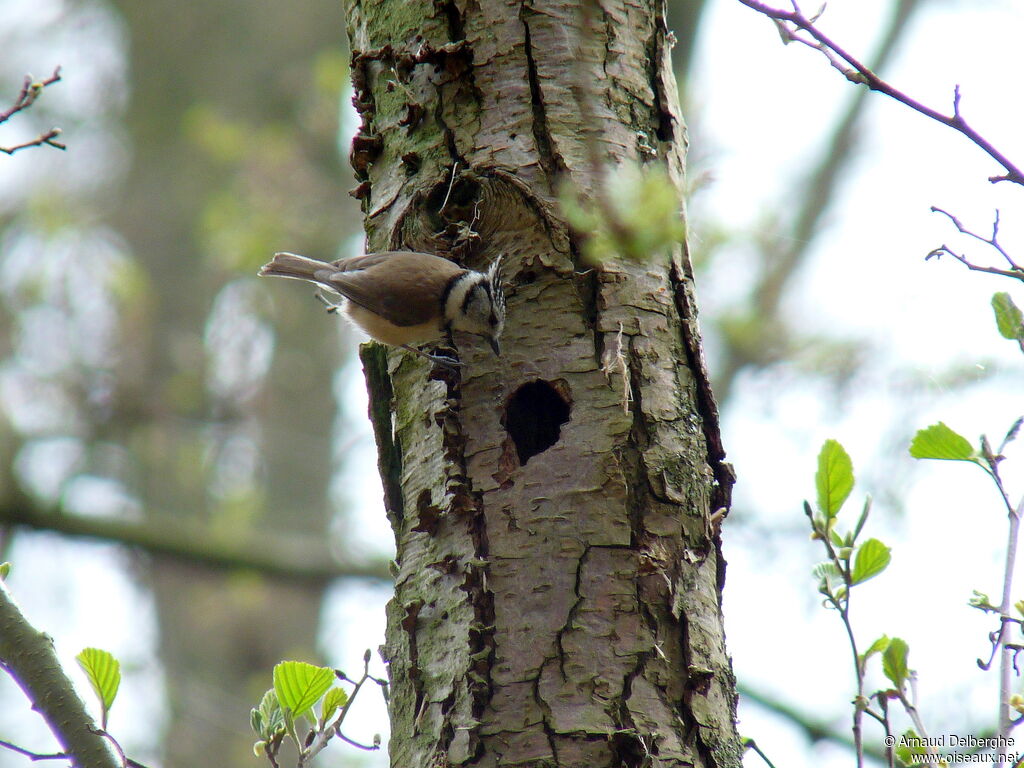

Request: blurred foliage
left=559, top=162, right=687, bottom=266
left=0, top=0, right=361, bottom=765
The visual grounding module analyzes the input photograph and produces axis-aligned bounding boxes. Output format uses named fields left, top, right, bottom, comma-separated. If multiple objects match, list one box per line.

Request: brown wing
left=324, top=251, right=466, bottom=327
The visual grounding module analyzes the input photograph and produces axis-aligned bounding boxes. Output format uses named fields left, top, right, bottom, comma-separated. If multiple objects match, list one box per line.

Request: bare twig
left=0, top=67, right=66, bottom=157
left=94, top=728, right=152, bottom=768
left=0, top=128, right=65, bottom=156
left=926, top=207, right=1024, bottom=284
left=0, top=67, right=62, bottom=124
left=0, top=739, right=67, bottom=762
left=735, top=1, right=1024, bottom=186
left=335, top=732, right=380, bottom=751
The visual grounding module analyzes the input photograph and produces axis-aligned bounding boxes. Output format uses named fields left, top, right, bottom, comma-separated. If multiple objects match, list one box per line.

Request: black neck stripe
left=440, top=270, right=470, bottom=313
left=461, top=279, right=488, bottom=314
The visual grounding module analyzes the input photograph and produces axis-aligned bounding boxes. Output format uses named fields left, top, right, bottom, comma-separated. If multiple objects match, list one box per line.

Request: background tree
left=0, top=0, right=371, bottom=764
left=105, top=2, right=346, bottom=762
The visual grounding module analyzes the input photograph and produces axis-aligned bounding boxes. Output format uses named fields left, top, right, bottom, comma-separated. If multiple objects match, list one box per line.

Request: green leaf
left=1000, top=417, right=1023, bottom=454
left=992, top=292, right=1024, bottom=341
left=0, top=562, right=9, bottom=579
left=816, top=440, right=854, bottom=519
left=882, top=637, right=910, bottom=689
left=852, top=496, right=872, bottom=542
left=812, top=562, right=841, bottom=582
left=897, top=729, right=925, bottom=758
left=969, top=590, right=997, bottom=612
left=861, top=634, right=890, bottom=665
left=909, top=423, right=978, bottom=462
left=322, top=687, right=348, bottom=724
left=76, top=648, right=120, bottom=725
left=894, top=743, right=914, bottom=765
left=851, top=538, right=891, bottom=585
left=250, top=708, right=263, bottom=735
left=253, top=689, right=284, bottom=739
left=273, top=661, right=334, bottom=720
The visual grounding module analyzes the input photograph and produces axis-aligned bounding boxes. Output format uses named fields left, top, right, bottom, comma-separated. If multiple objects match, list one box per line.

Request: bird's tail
left=258, top=252, right=332, bottom=283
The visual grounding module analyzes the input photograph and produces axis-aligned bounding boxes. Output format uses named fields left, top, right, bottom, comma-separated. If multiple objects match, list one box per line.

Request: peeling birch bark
left=345, top=0, right=741, bottom=765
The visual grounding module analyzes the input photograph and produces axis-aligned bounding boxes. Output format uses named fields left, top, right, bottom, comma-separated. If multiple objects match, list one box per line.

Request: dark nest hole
left=502, top=379, right=571, bottom=465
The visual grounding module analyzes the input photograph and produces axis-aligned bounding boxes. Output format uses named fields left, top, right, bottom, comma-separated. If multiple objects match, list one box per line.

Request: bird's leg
left=314, top=289, right=342, bottom=314
left=399, top=344, right=464, bottom=370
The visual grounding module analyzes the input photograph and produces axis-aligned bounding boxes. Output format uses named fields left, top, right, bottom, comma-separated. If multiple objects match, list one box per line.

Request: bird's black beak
left=489, top=337, right=501, bottom=356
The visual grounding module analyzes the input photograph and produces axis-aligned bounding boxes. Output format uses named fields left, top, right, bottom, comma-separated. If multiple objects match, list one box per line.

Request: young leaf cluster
left=251, top=654, right=386, bottom=767
left=992, top=292, right=1024, bottom=349
left=802, top=440, right=940, bottom=768
left=807, top=439, right=891, bottom=607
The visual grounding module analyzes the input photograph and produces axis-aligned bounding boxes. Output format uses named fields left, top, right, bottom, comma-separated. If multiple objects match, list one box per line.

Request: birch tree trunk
left=344, top=1, right=741, bottom=765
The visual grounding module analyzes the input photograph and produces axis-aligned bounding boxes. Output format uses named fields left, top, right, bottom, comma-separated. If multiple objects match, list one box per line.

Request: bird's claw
left=428, top=354, right=464, bottom=370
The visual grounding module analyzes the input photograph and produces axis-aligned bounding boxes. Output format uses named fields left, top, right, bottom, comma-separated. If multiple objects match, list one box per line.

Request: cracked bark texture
left=344, top=0, right=740, bottom=766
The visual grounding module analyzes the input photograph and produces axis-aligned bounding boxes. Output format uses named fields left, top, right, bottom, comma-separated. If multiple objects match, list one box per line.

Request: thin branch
left=95, top=729, right=129, bottom=768
left=335, top=732, right=380, bottom=751
left=926, top=207, right=1024, bottom=284
left=0, top=739, right=67, bottom=762
left=928, top=246, right=1024, bottom=284
left=735, top=0, right=1024, bottom=186
left=0, top=127, right=65, bottom=156
left=0, top=67, right=65, bottom=157
left=0, top=67, right=62, bottom=125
